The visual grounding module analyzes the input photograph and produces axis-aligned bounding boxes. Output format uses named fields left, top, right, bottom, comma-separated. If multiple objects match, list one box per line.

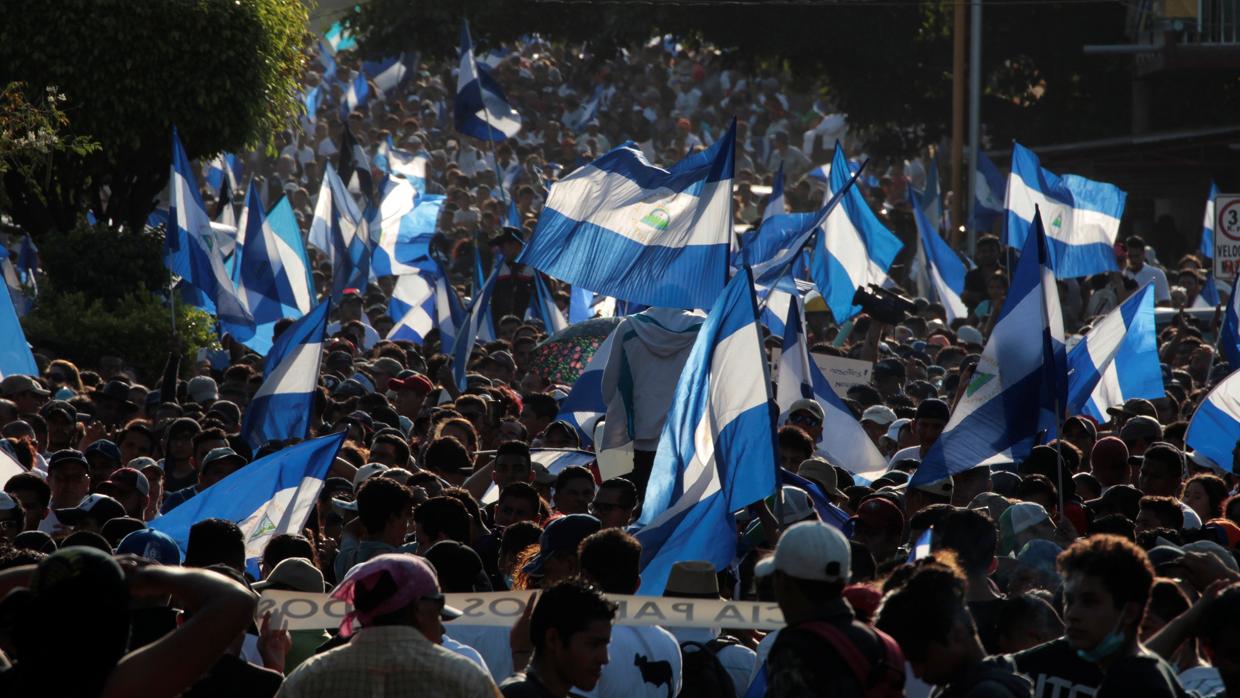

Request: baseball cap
left=755, top=520, right=851, bottom=583
left=797, top=458, right=845, bottom=500
left=860, top=405, right=897, bottom=426
left=186, top=375, right=219, bottom=404
left=353, top=463, right=389, bottom=490
left=1, top=375, right=49, bottom=398
left=1106, top=398, right=1157, bottom=420
left=522, top=514, right=602, bottom=576
left=1120, top=415, right=1163, bottom=443
left=389, top=373, right=433, bottom=394
left=910, top=476, right=954, bottom=499
left=915, top=398, right=950, bottom=422
left=850, top=496, right=904, bottom=534
left=100, top=517, right=146, bottom=548
left=253, top=557, right=327, bottom=593
left=999, top=502, right=1052, bottom=554
left=485, top=351, right=517, bottom=374
left=873, top=358, right=905, bottom=380
left=333, top=554, right=460, bottom=636
left=117, top=528, right=183, bottom=564
left=423, top=540, right=489, bottom=592
left=84, top=439, right=121, bottom=467
left=773, top=486, right=814, bottom=525
left=788, top=399, right=825, bottom=424
left=371, top=357, right=404, bottom=376
left=97, top=467, right=150, bottom=497
left=885, top=418, right=911, bottom=443
left=200, top=447, right=246, bottom=472
left=39, top=400, right=76, bottom=422
left=956, top=325, right=984, bottom=346
left=47, top=449, right=89, bottom=471
left=54, top=493, right=128, bottom=526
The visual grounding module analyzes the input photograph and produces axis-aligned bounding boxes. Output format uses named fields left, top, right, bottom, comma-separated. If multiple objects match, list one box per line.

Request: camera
left=852, top=284, right=916, bottom=325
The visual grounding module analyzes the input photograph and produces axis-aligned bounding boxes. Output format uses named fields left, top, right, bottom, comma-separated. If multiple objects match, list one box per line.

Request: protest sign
left=811, top=354, right=873, bottom=395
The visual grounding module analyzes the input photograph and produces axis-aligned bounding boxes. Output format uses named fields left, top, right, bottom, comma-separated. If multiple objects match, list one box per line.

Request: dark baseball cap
left=54, top=493, right=128, bottom=526
left=850, top=496, right=905, bottom=534
left=915, top=398, right=950, bottom=422
left=47, top=449, right=89, bottom=471
left=522, top=514, right=601, bottom=576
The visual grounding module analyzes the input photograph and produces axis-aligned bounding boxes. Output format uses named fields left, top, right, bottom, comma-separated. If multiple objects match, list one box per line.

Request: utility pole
left=950, top=0, right=967, bottom=247
left=966, top=0, right=982, bottom=257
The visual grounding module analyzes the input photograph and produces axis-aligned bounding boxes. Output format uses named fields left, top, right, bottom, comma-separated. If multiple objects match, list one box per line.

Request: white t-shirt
left=1124, top=264, right=1171, bottom=303
left=579, top=625, right=682, bottom=698
left=1182, top=501, right=1203, bottom=530
left=668, top=627, right=756, bottom=697
left=444, top=625, right=512, bottom=685
left=443, top=635, right=490, bottom=675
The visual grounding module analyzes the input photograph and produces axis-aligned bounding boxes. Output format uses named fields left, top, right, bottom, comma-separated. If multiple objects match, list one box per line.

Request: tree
left=0, top=0, right=309, bottom=236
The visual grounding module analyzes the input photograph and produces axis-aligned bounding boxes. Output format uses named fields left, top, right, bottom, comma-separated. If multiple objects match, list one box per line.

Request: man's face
left=396, top=390, right=426, bottom=418
left=13, top=389, right=45, bottom=415
left=49, top=463, right=89, bottom=507
left=370, top=442, right=402, bottom=468
left=788, top=411, right=823, bottom=444
left=915, top=418, right=947, bottom=451
left=119, top=433, right=154, bottom=465
left=1062, top=572, right=1130, bottom=653
left=46, top=414, right=75, bottom=450
left=589, top=487, right=632, bottom=529
left=0, top=505, right=21, bottom=543
left=494, top=494, right=537, bottom=528
left=778, top=446, right=807, bottom=472
left=201, top=458, right=243, bottom=488
left=1126, top=245, right=1145, bottom=270
left=555, top=478, right=595, bottom=516
left=497, top=421, right=526, bottom=444
left=1139, top=458, right=1179, bottom=497
left=861, top=420, right=886, bottom=446
left=520, top=406, right=551, bottom=438
left=8, top=487, right=46, bottom=531
left=976, top=241, right=999, bottom=267
left=1062, top=426, right=1093, bottom=459
left=550, top=621, right=612, bottom=691
left=851, top=520, right=897, bottom=560
left=1134, top=506, right=1164, bottom=534
left=193, top=438, right=229, bottom=468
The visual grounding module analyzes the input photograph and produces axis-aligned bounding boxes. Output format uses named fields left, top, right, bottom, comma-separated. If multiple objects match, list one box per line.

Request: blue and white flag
left=565, top=85, right=603, bottom=133
left=302, top=86, right=321, bottom=122
left=455, top=23, right=522, bottom=141
left=555, top=327, right=617, bottom=448
left=1202, top=271, right=1222, bottom=308
left=341, top=71, right=370, bottom=118
left=308, top=163, right=369, bottom=299
left=909, top=528, right=933, bottom=562
left=15, top=235, right=38, bottom=284
left=776, top=295, right=887, bottom=483
left=368, top=178, right=423, bottom=276
left=317, top=40, right=337, bottom=82
left=1005, top=142, right=1127, bottom=279
left=1066, top=283, right=1161, bottom=422
left=373, top=191, right=444, bottom=278
left=779, top=468, right=851, bottom=531
left=811, top=144, right=903, bottom=322
left=1221, top=273, right=1240, bottom=370
left=911, top=189, right=967, bottom=321
left=453, top=262, right=501, bottom=391
left=0, top=268, right=36, bottom=378
left=388, top=266, right=464, bottom=349
left=633, top=267, right=777, bottom=594
left=324, top=21, right=356, bottom=53
left=972, top=150, right=1006, bottom=232
left=204, top=153, right=239, bottom=195
left=1201, top=182, right=1219, bottom=260
left=234, top=183, right=304, bottom=327
left=568, top=285, right=595, bottom=324
left=363, top=55, right=408, bottom=96
left=762, top=165, right=785, bottom=221
left=265, top=196, right=315, bottom=316
left=528, top=274, right=568, bottom=334
left=914, top=212, right=1067, bottom=483
left=240, top=300, right=329, bottom=450
left=377, top=139, right=429, bottom=194
left=518, top=122, right=735, bottom=310
left=1186, top=367, right=1240, bottom=473
left=164, top=128, right=255, bottom=339
left=151, top=431, right=345, bottom=577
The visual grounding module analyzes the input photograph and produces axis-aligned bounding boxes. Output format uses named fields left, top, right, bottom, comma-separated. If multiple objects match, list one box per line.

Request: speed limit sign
left=1215, top=194, right=1240, bottom=282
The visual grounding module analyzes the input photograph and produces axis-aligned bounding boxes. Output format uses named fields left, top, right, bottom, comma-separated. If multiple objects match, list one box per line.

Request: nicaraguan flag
left=911, top=189, right=967, bottom=321
left=633, top=267, right=777, bottom=594
left=763, top=165, right=785, bottom=221
left=240, top=300, right=330, bottom=450
left=204, top=153, right=239, bottom=195
left=388, top=265, right=464, bottom=349
left=472, top=247, right=496, bottom=342
left=1201, top=182, right=1219, bottom=260
left=1066, top=283, right=1162, bottom=422
left=1202, top=272, right=1222, bottom=308
left=368, top=178, right=423, bottom=276
left=308, top=163, right=370, bottom=300
left=1005, top=142, right=1127, bottom=279
left=373, top=192, right=444, bottom=277
left=0, top=266, right=36, bottom=378
left=1186, top=367, right=1240, bottom=473
left=1221, top=273, right=1240, bottom=369
left=455, top=22, right=522, bottom=141
left=318, top=40, right=337, bottom=81
left=151, top=431, right=346, bottom=578
left=303, top=86, right=321, bottom=122
left=811, top=143, right=903, bottom=322
left=164, top=128, right=255, bottom=339
left=234, top=183, right=302, bottom=326
left=265, top=196, right=315, bottom=316
left=480, top=448, right=600, bottom=505
left=324, top=21, right=356, bottom=53
left=517, top=121, right=736, bottom=310
left=453, top=262, right=501, bottom=391
left=565, top=85, right=603, bottom=133
left=363, top=54, right=408, bottom=96
left=568, top=285, right=595, bottom=324
left=972, top=150, right=1006, bottom=232
left=555, top=327, right=617, bottom=448
left=914, top=212, right=1067, bottom=483
left=776, top=295, right=887, bottom=483
left=528, top=274, right=568, bottom=334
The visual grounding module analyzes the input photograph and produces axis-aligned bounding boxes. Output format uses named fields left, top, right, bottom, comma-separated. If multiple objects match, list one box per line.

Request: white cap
left=957, top=325, right=984, bottom=346
left=861, top=405, right=898, bottom=426
left=353, top=463, right=389, bottom=490
left=777, top=486, right=814, bottom=525
left=754, top=520, right=851, bottom=583
left=0, top=491, right=16, bottom=511
left=885, top=418, right=911, bottom=442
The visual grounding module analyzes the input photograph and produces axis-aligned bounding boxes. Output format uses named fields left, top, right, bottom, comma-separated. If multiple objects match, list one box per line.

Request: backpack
left=800, top=621, right=906, bottom=698
left=678, top=636, right=740, bottom=698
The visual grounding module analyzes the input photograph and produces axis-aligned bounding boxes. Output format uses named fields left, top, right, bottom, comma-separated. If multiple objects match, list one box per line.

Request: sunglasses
left=790, top=413, right=822, bottom=428
left=589, top=501, right=622, bottom=514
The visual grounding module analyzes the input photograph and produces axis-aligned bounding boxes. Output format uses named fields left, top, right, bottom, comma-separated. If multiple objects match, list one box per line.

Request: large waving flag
left=776, top=295, right=887, bottom=483
left=453, top=262, right=501, bottom=391
left=1220, top=272, right=1240, bottom=369
left=972, top=150, right=1006, bottom=232
left=555, top=327, right=617, bottom=448
left=1186, top=369, right=1240, bottom=473
left=528, top=274, right=568, bottom=334
left=309, top=163, right=369, bottom=300
left=1201, top=182, right=1219, bottom=260
left=1005, top=142, right=1127, bottom=279
left=368, top=179, right=432, bottom=277
left=914, top=212, right=1066, bottom=483
left=150, top=431, right=346, bottom=577
left=517, top=122, right=736, bottom=310
left=363, top=55, right=408, bottom=96
left=911, top=189, right=967, bottom=321
left=164, top=128, right=255, bottom=339
left=234, top=183, right=301, bottom=325
left=240, top=300, right=329, bottom=450
left=0, top=272, right=37, bottom=378
left=811, top=144, right=903, bottom=322
left=763, top=165, right=785, bottom=221
left=204, top=153, right=239, bottom=195
left=633, top=267, right=777, bottom=594
left=1066, top=283, right=1161, bottom=422
left=388, top=265, right=464, bottom=349
left=455, top=23, right=522, bottom=141
left=266, top=196, right=315, bottom=316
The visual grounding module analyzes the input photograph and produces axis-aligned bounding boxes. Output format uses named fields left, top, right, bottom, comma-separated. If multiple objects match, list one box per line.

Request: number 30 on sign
left=1215, top=195, right=1240, bottom=283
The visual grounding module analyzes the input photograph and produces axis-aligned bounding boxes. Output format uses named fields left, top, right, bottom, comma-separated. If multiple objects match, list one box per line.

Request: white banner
left=258, top=589, right=786, bottom=632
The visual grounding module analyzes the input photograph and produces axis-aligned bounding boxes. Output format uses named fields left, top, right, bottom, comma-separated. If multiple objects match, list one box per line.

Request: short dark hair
left=5, top=472, right=50, bottom=508
left=598, top=478, right=638, bottom=511
left=499, top=482, right=540, bottom=514
left=496, top=439, right=532, bottom=466
left=996, top=593, right=1063, bottom=642
left=1146, top=578, right=1190, bottom=623
left=192, top=427, right=229, bottom=455
left=356, top=477, right=415, bottom=535
left=1143, top=444, right=1186, bottom=483
left=1199, top=583, right=1240, bottom=649
left=185, top=518, right=245, bottom=571
left=777, top=425, right=815, bottom=457
left=1139, top=496, right=1183, bottom=530
left=413, top=496, right=471, bottom=544
left=529, top=579, right=617, bottom=651
left=578, top=528, right=642, bottom=595
left=370, top=432, right=410, bottom=467
left=262, top=533, right=319, bottom=573
left=1057, top=534, right=1155, bottom=612
left=553, top=465, right=594, bottom=496
left=1089, top=514, right=1136, bottom=540
left=523, top=394, right=559, bottom=421
left=423, top=436, right=473, bottom=476
left=933, top=508, right=997, bottom=576
left=876, top=561, right=971, bottom=662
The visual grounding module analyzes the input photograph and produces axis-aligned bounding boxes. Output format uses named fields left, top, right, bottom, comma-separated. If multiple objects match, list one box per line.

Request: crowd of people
left=0, top=27, right=1238, bottom=698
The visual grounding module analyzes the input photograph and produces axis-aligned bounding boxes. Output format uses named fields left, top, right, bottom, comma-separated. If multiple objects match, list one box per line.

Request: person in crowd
left=502, top=579, right=617, bottom=698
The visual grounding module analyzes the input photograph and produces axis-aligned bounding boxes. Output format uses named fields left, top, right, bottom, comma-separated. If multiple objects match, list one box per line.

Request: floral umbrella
left=527, top=317, right=623, bottom=386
